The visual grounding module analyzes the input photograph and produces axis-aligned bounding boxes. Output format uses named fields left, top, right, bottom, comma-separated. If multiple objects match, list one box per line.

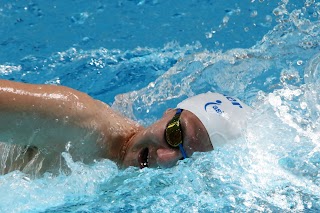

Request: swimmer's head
left=121, top=106, right=212, bottom=168
left=177, top=92, right=252, bottom=148
left=120, top=92, right=251, bottom=169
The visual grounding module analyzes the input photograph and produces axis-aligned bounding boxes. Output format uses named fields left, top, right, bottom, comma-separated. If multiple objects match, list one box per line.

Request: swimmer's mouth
left=139, top=148, right=149, bottom=169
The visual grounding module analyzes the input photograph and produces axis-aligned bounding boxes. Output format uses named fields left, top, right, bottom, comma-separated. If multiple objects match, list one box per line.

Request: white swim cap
left=177, top=92, right=252, bottom=148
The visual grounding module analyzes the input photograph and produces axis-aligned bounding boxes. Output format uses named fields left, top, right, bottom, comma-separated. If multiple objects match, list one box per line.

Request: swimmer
left=0, top=80, right=251, bottom=174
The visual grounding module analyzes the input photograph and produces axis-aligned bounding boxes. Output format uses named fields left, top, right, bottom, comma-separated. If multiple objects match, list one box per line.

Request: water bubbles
left=65, top=141, right=72, bottom=152
left=63, top=116, right=69, bottom=124
left=273, top=7, right=287, bottom=16
left=148, top=82, right=155, bottom=88
left=268, top=93, right=282, bottom=107
left=89, top=58, right=105, bottom=69
left=205, top=30, right=216, bottom=39
left=305, top=0, right=315, bottom=7
left=0, top=64, right=22, bottom=75
left=205, top=32, right=212, bottom=39
left=45, top=77, right=61, bottom=85
left=300, top=102, right=307, bottom=110
left=260, top=15, right=273, bottom=27
left=22, top=176, right=31, bottom=181
left=299, top=40, right=315, bottom=49
left=304, top=53, right=320, bottom=84
left=244, top=27, right=250, bottom=32
left=222, top=16, right=230, bottom=26
left=250, top=10, right=258, bottom=18
left=297, top=60, right=303, bottom=66
left=137, top=0, right=158, bottom=6
left=70, top=12, right=89, bottom=24
left=265, top=15, right=272, bottom=23
left=312, top=12, right=318, bottom=18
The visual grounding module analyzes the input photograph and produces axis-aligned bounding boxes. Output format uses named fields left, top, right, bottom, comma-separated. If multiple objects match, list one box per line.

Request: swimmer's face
left=121, top=109, right=213, bottom=169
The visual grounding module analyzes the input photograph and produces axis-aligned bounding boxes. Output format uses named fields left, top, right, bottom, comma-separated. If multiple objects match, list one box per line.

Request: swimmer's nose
left=156, top=148, right=181, bottom=168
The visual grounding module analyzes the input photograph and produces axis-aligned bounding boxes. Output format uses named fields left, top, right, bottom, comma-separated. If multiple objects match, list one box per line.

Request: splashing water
left=0, top=0, right=320, bottom=212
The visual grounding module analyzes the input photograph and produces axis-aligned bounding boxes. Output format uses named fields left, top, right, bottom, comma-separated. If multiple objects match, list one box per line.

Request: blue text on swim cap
left=224, top=95, right=243, bottom=108
left=204, top=100, right=223, bottom=114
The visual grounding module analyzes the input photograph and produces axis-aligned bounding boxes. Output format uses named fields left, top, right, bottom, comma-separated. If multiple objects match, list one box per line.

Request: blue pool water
left=1, top=0, right=320, bottom=212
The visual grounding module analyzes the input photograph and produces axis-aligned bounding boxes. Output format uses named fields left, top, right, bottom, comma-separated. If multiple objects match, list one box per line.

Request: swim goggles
left=164, top=108, right=188, bottom=159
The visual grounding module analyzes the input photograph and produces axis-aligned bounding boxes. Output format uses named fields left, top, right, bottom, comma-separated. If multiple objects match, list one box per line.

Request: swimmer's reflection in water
left=0, top=80, right=252, bottom=175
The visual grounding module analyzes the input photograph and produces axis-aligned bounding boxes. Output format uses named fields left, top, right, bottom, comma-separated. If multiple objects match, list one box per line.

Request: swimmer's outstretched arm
left=0, top=80, right=142, bottom=162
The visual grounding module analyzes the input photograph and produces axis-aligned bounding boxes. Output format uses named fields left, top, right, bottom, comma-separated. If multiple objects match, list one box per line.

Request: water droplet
left=23, top=176, right=31, bottom=181
left=222, top=16, right=230, bottom=25
left=205, top=32, right=213, bottom=39
left=312, top=12, right=318, bottom=18
left=148, top=82, right=155, bottom=88
left=250, top=10, right=258, bottom=17
left=71, top=12, right=89, bottom=25
left=65, top=141, right=72, bottom=152
left=273, top=8, right=282, bottom=16
left=265, top=15, right=272, bottom=23
left=305, top=0, right=315, bottom=7
left=300, top=102, right=307, bottom=109
left=297, top=60, right=303, bottom=65
left=205, top=30, right=216, bottom=39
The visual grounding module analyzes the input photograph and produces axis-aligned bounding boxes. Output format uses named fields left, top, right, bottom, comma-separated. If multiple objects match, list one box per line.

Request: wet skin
left=0, top=80, right=212, bottom=173
left=121, top=109, right=213, bottom=169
